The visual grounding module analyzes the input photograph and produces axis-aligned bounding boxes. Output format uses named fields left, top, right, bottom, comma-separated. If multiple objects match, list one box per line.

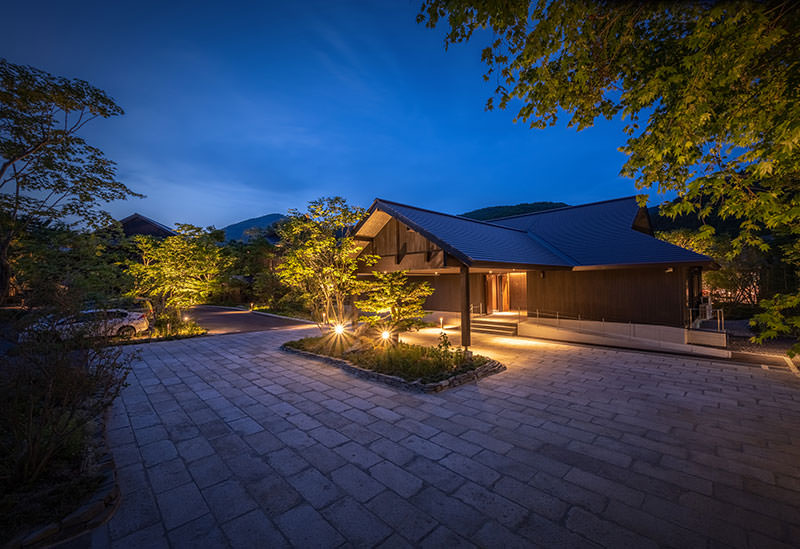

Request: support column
left=460, top=265, right=471, bottom=349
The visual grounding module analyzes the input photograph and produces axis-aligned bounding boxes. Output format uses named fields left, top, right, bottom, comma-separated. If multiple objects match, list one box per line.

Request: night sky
left=2, top=0, right=667, bottom=229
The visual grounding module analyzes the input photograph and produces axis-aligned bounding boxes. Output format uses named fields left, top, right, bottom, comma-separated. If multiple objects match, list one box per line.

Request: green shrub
left=285, top=331, right=488, bottom=383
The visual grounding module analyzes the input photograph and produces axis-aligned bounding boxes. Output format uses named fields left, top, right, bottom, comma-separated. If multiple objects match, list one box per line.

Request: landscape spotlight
left=334, top=324, right=345, bottom=335
left=381, top=330, right=391, bottom=340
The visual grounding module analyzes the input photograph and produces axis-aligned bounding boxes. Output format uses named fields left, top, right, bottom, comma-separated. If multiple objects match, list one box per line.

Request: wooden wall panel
left=508, top=273, right=526, bottom=311
left=413, top=274, right=485, bottom=313
left=358, top=218, right=446, bottom=272
left=526, top=267, right=687, bottom=326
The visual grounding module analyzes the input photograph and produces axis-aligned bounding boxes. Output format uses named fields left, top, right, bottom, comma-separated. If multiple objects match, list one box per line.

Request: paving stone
left=188, top=454, right=233, bottom=489
left=275, top=504, right=345, bottom=548
left=321, top=497, right=393, bottom=547
left=117, top=463, right=148, bottom=496
left=308, top=425, right=350, bottom=448
left=369, top=438, right=416, bottom=466
left=147, top=458, right=192, bottom=494
left=228, top=453, right=274, bottom=482
left=566, top=506, right=658, bottom=549
left=439, top=453, right=501, bottom=487
left=286, top=467, right=342, bottom=509
left=419, top=525, right=476, bottom=548
left=107, top=486, right=161, bottom=540
left=228, top=416, right=264, bottom=435
left=247, top=474, right=303, bottom=516
left=333, top=441, right=383, bottom=469
left=369, top=460, right=424, bottom=498
left=265, top=447, right=309, bottom=476
left=563, top=468, right=645, bottom=508
left=331, top=463, right=385, bottom=502
left=101, top=327, right=800, bottom=549
left=168, top=513, right=229, bottom=549
left=517, top=511, right=602, bottom=548
left=495, top=475, right=569, bottom=521
left=366, top=491, right=439, bottom=543
left=411, top=486, right=488, bottom=536
left=176, top=436, right=215, bottom=463
left=404, top=455, right=466, bottom=494
left=299, top=442, right=348, bottom=473
left=398, top=435, right=450, bottom=460
left=202, top=478, right=259, bottom=523
left=133, top=425, right=169, bottom=446
left=472, top=520, right=533, bottom=549
left=111, top=523, right=169, bottom=549
left=453, top=481, right=528, bottom=528
left=156, top=482, right=210, bottom=530
left=221, top=509, right=287, bottom=548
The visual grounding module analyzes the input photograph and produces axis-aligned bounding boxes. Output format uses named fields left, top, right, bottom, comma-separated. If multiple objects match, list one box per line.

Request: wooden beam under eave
left=460, top=264, right=471, bottom=349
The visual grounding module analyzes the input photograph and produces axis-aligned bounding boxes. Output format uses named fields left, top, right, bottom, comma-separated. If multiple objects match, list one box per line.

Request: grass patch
left=253, top=305, right=313, bottom=321
left=284, top=332, right=489, bottom=384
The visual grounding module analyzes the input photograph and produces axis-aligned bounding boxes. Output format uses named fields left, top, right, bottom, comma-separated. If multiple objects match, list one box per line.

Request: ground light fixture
left=381, top=330, right=391, bottom=340
left=333, top=324, right=345, bottom=335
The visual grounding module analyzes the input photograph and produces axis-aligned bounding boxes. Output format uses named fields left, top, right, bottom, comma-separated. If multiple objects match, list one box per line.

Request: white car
left=21, top=309, right=149, bottom=341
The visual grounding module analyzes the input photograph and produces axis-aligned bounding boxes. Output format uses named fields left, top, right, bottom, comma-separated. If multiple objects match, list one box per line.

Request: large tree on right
left=419, top=0, right=799, bottom=352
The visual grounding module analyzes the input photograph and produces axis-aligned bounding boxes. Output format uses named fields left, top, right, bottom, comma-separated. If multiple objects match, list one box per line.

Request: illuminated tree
left=419, top=1, right=800, bottom=352
left=277, top=197, right=376, bottom=327
left=126, top=225, right=232, bottom=316
left=0, top=59, right=140, bottom=303
left=355, top=271, right=434, bottom=334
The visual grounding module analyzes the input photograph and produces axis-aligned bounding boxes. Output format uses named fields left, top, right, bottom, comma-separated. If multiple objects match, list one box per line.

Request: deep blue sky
left=3, top=0, right=665, bottom=229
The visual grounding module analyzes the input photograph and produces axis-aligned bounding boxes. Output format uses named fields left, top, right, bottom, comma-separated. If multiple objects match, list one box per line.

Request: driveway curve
left=186, top=305, right=308, bottom=335
left=77, top=327, right=800, bottom=548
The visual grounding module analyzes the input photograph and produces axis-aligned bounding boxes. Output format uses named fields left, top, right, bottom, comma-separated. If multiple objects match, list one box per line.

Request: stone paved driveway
left=81, top=326, right=800, bottom=548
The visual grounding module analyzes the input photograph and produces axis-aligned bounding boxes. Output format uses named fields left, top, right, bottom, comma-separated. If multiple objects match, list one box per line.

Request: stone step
left=471, top=323, right=518, bottom=336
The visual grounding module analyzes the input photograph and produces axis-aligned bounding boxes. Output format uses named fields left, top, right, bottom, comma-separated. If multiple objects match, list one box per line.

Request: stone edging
left=7, top=411, right=121, bottom=548
left=281, top=344, right=506, bottom=392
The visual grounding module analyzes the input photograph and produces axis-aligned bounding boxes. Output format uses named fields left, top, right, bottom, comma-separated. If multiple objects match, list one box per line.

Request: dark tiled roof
left=120, top=213, right=177, bottom=238
left=365, top=197, right=712, bottom=269
left=374, top=200, right=570, bottom=267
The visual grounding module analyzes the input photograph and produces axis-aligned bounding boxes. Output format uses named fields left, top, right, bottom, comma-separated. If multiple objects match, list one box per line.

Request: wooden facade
left=525, top=267, right=688, bottom=326
left=357, top=218, right=460, bottom=272
left=356, top=209, right=696, bottom=332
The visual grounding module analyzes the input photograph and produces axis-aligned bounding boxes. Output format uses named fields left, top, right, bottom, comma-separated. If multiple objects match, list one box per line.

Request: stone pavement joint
left=76, top=327, right=800, bottom=548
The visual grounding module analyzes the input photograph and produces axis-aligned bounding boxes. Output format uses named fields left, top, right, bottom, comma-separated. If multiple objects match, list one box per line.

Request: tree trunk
left=0, top=242, right=12, bottom=305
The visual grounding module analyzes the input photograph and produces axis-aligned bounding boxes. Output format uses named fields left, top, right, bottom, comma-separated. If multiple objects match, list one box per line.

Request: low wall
left=424, top=311, right=730, bottom=358
left=517, top=321, right=730, bottom=359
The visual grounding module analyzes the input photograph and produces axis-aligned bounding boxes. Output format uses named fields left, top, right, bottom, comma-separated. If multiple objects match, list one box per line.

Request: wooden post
left=460, top=265, right=471, bottom=349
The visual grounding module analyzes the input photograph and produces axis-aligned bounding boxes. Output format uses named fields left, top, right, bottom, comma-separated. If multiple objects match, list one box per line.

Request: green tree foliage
left=0, top=59, right=141, bottom=302
left=658, top=229, right=763, bottom=306
left=418, top=1, right=799, bottom=351
left=126, top=225, right=232, bottom=316
left=11, top=222, right=131, bottom=307
left=277, top=197, right=377, bottom=326
left=355, top=271, right=434, bottom=333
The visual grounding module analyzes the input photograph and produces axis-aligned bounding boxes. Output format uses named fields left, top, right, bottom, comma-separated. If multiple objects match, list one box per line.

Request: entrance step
left=471, top=319, right=518, bottom=336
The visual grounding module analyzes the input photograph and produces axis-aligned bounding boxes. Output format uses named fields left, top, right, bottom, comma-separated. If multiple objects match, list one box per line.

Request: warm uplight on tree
left=334, top=324, right=345, bottom=335
left=381, top=330, right=391, bottom=340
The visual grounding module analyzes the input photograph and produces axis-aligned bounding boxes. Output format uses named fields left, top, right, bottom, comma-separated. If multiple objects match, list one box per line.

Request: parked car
left=19, top=309, right=149, bottom=341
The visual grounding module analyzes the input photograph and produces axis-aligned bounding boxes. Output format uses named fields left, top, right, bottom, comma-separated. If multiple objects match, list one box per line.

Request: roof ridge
left=374, top=198, right=529, bottom=233
left=487, top=195, right=639, bottom=222
left=120, top=212, right=176, bottom=234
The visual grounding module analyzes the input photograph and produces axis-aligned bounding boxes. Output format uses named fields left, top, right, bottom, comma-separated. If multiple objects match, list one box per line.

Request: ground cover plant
left=285, top=331, right=489, bottom=383
left=0, top=311, right=134, bottom=543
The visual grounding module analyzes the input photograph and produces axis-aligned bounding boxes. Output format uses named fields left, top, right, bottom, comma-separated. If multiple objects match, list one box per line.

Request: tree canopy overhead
left=0, top=59, right=141, bottom=301
left=419, top=0, right=799, bottom=350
